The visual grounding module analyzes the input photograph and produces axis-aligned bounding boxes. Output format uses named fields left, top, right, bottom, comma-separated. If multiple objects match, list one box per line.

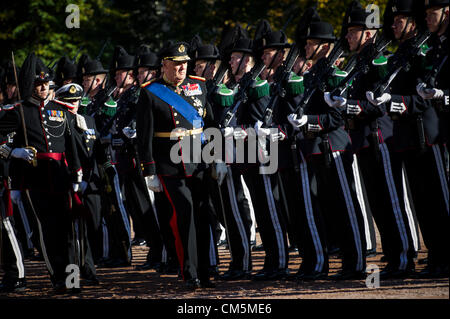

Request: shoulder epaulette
left=80, top=96, right=91, bottom=107
left=288, top=73, right=304, bottom=83
left=419, top=44, right=430, bottom=56
left=372, top=55, right=388, bottom=66
left=249, top=78, right=270, bottom=99
left=141, top=78, right=157, bottom=88
left=214, top=84, right=235, bottom=107
left=333, top=69, right=348, bottom=77
left=189, top=75, right=206, bottom=82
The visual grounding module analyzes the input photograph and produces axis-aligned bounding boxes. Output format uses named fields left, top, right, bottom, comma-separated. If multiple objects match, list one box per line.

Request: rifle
left=373, top=31, right=432, bottom=97
left=293, top=39, right=346, bottom=117
left=370, top=31, right=432, bottom=153
left=71, top=45, right=85, bottom=64
left=330, top=36, right=391, bottom=97
left=262, top=43, right=301, bottom=127
left=220, top=61, right=266, bottom=128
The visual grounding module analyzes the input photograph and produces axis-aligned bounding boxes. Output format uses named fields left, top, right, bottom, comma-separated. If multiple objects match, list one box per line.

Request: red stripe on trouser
left=159, top=176, right=185, bottom=280
left=3, top=180, right=13, bottom=217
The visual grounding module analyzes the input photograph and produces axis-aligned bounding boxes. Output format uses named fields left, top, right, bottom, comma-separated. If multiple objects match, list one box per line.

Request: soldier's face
left=163, top=60, right=187, bottom=83
left=137, top=67, right=155, bottom=85
left=194, top=60, right=207, bottom=77
left=426, top=7, right=449, bottom=33
left=392, top=15, right=416, bottom=40
left=346, top=26, right=364, bottom=52
left=34, top=81, right=50, bottom=100
left=115, top=70, right=134, bottom=88
left=230, top=52, right=244, bottom=75
left=6, top=84, right=16, bottom=99
left=261, top=48, right=284, bottom=68
left=305, top=39, right=321, bottom=59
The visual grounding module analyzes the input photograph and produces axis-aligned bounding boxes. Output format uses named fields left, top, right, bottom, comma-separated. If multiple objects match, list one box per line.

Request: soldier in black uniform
left=414, top=0, right=449, bottom=277
left=54, top=56, right=78, bottom=88
left=53, top=83, right=102, bottom=285
left=9, top=53, right=82, bottom=293
left=328, top=3, right=420, bottom=279
left=0, top=104, right=27, bottom=292
left=223, top=37, right=289, bottom=281
left=289, top=19, right=367, bottom=280
left=78, top=55, right=120, bottom=264
left=136, top=41, right=216, bottom=289
left=364, top=0, right=439, bottom=279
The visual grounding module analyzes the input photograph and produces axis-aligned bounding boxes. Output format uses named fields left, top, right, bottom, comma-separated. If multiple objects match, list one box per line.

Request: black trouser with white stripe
left=159, top=171, right=212, bottom=282
left=241, top=165, right=288, bottom=272
left=213, top=165, right=252, bottom=272
left=357, top=145, right=416, bottom=271
left=311, top=151, right=366, bottom=273
left=1, top=184, right=26, bottom=284
left=280, top=157, right=329, bottom=275
left=391, top=145, right=449, bottom=268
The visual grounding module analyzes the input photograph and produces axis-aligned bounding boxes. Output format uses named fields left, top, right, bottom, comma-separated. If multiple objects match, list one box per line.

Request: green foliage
left=1, top=0, right=391, bottom=68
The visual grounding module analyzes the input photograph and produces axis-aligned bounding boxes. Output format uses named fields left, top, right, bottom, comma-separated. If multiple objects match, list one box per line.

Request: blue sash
left=146, top=83, right=204, bottom=130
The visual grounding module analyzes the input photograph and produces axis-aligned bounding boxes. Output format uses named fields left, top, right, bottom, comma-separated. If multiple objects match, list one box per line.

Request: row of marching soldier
left=0, top=0, right=448, bottom=293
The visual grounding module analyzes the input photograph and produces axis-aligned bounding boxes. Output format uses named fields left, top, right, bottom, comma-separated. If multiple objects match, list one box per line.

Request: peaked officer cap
left=160, top=41, right=191, bottom=62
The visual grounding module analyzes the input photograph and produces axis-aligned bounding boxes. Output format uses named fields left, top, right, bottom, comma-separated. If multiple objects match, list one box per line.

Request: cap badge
left=69, top=85, right=77, bottom=94
left=178, top=44, right=186, bottom=53
left=40, top=72, right=45, bottom=79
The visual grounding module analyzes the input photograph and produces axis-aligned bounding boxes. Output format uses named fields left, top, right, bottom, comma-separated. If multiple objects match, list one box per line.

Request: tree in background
left=1, top=0, right=388, bottom=68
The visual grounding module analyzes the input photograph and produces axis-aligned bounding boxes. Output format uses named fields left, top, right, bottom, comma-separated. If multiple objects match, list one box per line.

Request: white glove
left=73, top=183, right=80, bottom=193
left=222, top=127, right=234, bottom=138
left=346, top=103, right=363, bottom=116
left=10, top=148, right=35, bottom=162
left=416, top=83, right=445, bottom=100
left=10, top=190, right=21, bottom=205
left=287, top=114, right=308, bottom=130
left=214, top=162, right=228, bottom=186
left=100, top=133, right=112, bottom=144
left=80, top=181, right=88, bottom=194
left=366, top=91, right=391, bottom=106
left=324, top=92, right=347, bottom=108
left=233, top=128, right=248, bottom=140
left=145, top=175, right=163, bottom=193
left=122, top=127, right=137, bottom=139
left=254, top=120, right=271, bottom=136
left=270, top=131, right=287, bottom=142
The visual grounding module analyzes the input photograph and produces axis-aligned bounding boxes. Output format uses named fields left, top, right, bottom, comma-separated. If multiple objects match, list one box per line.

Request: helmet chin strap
left=398, top=16, right=412, bottom=42
left=307, top=40, right=324, bottom=61
left=436, top=7, right=447, bottom=34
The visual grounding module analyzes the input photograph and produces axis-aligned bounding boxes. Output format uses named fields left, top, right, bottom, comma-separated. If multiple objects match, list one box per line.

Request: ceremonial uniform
left=9, top=54, right=82, bottom=290
left=136, top=42, right=215, bottom=287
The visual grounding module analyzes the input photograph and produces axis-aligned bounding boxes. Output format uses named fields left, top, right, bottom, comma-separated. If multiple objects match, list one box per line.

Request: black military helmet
left=2, top=61, right=19, bottom=86
left=81, top=56, right=108, bottom=75
left=136, top=45, right=160, bottom=69
left=160, top=41, right=191, bottom=62
left=195, top=44, right=221, bottom=61
left=231, top=37, right=254, bottom=55
left=111, top=46, right=136, bottom=71
left=424, top=0, right=449, bottom=9
left=55, top=56, right=77, bottom=86
left=262, top=30, right=290, bottom=50
left=347, top=1, right=382, bottom=29
left=55, top=83, right=83, bottom=101
left=305, top=21, right=336, bottom=42
left=18, top=53, right=51, bottom=99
